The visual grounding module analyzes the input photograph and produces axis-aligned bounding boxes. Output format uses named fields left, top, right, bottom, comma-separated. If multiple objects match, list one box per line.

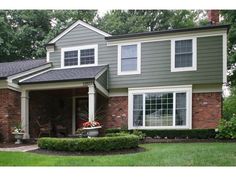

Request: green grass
left=0, top=143, right=236, bottom=166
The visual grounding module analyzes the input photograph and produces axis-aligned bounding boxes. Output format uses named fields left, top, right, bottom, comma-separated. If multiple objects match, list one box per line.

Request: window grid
left=175, top=39, right=193, bottom=68
left=80, top=48, right=95, bottom=65
left=64, top=50, right=78, bottom=66
left=132, top=92, right=187, bottom=128
left=121, top=44, right=138, bottom=72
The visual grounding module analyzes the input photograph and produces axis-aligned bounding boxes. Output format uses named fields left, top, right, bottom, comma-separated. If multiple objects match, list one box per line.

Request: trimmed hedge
left=38, top=135, right=139, bottom=152
left=105, top=128, right=216, bottom=139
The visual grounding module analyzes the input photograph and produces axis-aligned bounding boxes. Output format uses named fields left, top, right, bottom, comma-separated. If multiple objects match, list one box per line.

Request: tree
left=0, top=10, right=97, bottom=62
left=96, top=10, right=202, bottom=35
left=221, top=10, right=236, bottom=87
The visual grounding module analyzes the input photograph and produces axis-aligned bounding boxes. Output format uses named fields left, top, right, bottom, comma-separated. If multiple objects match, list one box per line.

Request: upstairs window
left=61, top=44, right=98, bottom=68
left=118, top=43, right=141, bottom=75
left=171, top=37, right=197, bottom=72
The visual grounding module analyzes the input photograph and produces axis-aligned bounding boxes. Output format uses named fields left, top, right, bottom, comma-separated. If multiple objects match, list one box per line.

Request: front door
left=75, top=97, right=88, bottom=129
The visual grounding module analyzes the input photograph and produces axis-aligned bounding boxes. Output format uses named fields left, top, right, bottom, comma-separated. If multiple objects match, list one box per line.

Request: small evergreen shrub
left=216, top=115, right=236, bottom=139
left=38, top=135, right=139, bottom=152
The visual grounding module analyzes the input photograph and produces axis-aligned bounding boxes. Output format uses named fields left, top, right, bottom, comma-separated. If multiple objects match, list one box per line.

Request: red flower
left=83, top=121, right=101, bottom=128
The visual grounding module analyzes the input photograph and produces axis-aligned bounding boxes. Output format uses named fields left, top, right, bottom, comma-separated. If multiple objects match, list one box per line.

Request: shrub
left=216, top=115, right=236, bottom=139
left=132, top=130, right=146, bottom=140
left=223, top=87, right=236, bottom=120
left=105, top=128, right=216, bottom=139
left=38, top=135, right=139, bottom=152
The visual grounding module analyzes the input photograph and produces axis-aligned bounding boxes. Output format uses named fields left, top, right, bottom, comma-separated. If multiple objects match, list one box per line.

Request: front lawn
left=0, top=142, right=236, bottom=166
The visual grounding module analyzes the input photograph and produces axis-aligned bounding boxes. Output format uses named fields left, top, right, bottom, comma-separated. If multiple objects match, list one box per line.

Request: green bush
left=38, top=135, right=139, bottom=152
left=105, top=128, right=216, bottom=139
left=216, top=115, right=236, bottom=139
left=223, top=87, right=236, bottom=120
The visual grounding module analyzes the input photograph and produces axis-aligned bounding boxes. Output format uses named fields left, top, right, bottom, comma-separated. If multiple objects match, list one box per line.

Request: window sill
left=171, top=67, right=197, bottom=72
left=128, top=126, right=191, bottom=130
left=118, top=71, right=141, bottom=76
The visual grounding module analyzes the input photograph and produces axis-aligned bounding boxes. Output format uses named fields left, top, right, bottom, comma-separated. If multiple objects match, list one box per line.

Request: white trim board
left=128, top=85, right=192, bottom=130
left=107, top=30, right=227, bottom=46
left=49, top=20, right=111, bottom=44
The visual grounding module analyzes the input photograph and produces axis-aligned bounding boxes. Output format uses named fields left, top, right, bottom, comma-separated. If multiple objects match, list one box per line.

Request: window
left=61, top=44, right=98, bottom=68
left=64, top=50, right=78, bottom=66
left=118, top=43, right=141, bottom=75
left=171, top=38, right=197, bottom=72
left=80, top=48, right=95, bottom=65
left=129, top=86, right=192, bottom=129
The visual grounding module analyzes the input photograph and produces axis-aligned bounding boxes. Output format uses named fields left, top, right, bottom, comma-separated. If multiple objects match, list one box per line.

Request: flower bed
left=38, top=134, right=139, bottom=152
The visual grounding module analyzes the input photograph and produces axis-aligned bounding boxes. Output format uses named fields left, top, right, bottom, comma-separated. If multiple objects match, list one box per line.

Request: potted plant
left=82, top=121, right=102, bottom=137
left=12, top=124, right=25, bottom=144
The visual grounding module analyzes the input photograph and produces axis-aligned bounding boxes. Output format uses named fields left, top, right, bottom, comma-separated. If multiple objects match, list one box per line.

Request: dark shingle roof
left=20, top=65, right=107, bottom=84
left=0, top=59, right=47, bottom=79
left=105, top=24, right=230, bottom=40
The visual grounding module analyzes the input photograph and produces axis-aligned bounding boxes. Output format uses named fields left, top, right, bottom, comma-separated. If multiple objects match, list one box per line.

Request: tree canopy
left=0, top=10, right=97, bottom=62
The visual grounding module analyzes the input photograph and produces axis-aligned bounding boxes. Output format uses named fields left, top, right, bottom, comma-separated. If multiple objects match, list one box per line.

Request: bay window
left=129, top=86, right=192, bottom=129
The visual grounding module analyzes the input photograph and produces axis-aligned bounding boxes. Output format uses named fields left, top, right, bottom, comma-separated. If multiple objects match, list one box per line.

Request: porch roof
left=19, top=65, right=107, bottom=85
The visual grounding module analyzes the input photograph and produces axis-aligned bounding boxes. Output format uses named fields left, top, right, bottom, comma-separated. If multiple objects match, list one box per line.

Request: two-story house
left=0, top=10, right=229, bottom=141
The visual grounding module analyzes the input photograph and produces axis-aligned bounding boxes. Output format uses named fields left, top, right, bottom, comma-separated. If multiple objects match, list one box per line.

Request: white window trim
left=61, top=44, right=98, bottom=68
left=117, top=42, right=141, bottom=75
left=171, top=37, right=197, bottom=72
left=128, top=85, right=192, bottom=130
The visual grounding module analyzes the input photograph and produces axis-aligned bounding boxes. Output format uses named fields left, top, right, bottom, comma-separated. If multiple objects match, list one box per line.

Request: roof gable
left=48, top=20, right=111, bottom=44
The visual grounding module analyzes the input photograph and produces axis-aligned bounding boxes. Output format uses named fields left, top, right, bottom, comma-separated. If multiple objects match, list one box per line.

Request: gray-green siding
left=50, top=24, right=223, bottom=89
left=97, top=70, right=108, bottom=89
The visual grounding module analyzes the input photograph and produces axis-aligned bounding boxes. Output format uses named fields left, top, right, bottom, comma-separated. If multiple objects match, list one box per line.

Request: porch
left=28, top=87, right=107, bottom=138
left=19, top=65, right=109, bottom=139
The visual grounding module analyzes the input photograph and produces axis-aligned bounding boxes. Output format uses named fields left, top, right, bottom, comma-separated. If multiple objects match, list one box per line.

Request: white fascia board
left=107, top=30, right=227, bottom=46
left=49, top=20, right=111, bottom=44
left=20, top=81, right=87, bottom=91
left=223, top=32, right=227, bottom=84
left=95, top=80, right=109, bottom=97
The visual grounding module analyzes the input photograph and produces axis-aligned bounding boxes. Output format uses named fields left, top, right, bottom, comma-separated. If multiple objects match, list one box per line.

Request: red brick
left=192, top=92, right=222, bottom=129
left=0, top=89, right=21, bottom=142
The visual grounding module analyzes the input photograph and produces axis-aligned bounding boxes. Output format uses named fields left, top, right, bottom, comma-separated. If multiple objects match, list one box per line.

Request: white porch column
left=88, top=84, right=96, bottom=122
left=21, top=90, right=30, bottom=139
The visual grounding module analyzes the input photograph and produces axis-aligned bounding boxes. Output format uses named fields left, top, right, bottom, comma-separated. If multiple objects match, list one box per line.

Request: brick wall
left=192, top=92, right=222, bottom=129
left=102, top=96, right=128, bottom=129
left=104, top=93, right=222, bottom=130
left=0, top=89, right=21, bottom=142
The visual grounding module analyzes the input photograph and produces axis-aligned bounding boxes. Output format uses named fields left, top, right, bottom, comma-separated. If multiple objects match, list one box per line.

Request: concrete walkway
left=0, top=145, right=38, bottom=152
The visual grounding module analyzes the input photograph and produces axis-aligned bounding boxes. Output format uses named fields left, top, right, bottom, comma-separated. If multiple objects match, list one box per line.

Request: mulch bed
left=29, top=147, right=145, bottom=156
left=142, top=138, right=236, bottom=144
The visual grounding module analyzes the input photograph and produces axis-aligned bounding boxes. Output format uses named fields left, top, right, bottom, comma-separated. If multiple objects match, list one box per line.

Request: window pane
left=121, top=58, right=137, bottom=71
left=175, top=93, right=186, bottom=126
left=175, top=39, right=193, bottom=68
left=64, top=51, right=78, bottom=66
left=80, top=49, right=95, bottom=65
left=121, top=45, right=137, bottom=72
left=121, top=45, right=137, bottom=58
left=133, top=95, right=143, bottom=126
left=175, top=53, right=192, bottom=68
left=145, top=93, right=173, bottom=127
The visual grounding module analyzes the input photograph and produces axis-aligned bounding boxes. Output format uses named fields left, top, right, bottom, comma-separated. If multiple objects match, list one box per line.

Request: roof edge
left=48, top=20, right=111, bottom=44
left=105, top=24, right=230, bottom=40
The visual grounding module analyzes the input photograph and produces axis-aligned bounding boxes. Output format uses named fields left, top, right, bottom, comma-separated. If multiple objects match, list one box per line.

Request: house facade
left=0, top=11, right=229, bottom=142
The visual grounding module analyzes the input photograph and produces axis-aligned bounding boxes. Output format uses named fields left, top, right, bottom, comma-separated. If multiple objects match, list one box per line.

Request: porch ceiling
left=19, top=65, right=107, bottom=85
